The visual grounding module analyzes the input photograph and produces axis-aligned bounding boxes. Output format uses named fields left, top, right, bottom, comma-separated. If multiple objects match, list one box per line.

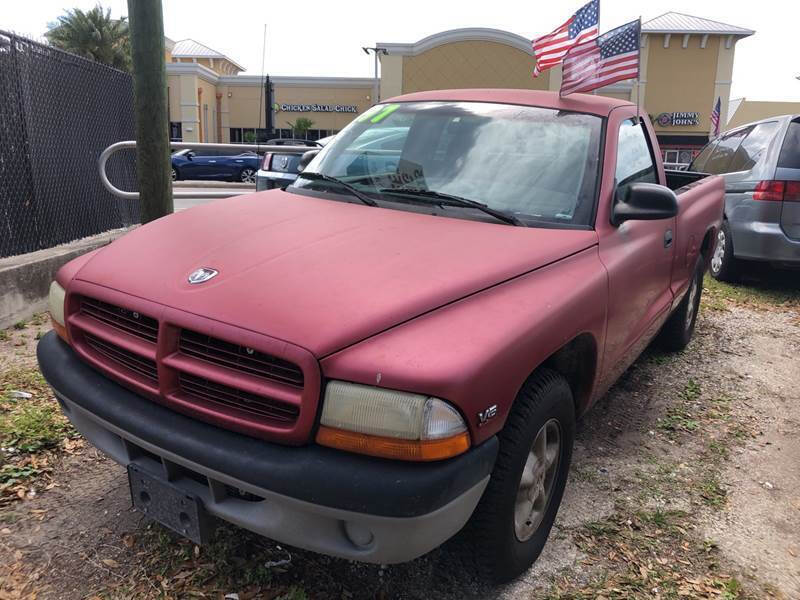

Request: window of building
left=169, top=122, right=182, bottom=142
left=728, top=121, right=780, bottom=172
left=615, top=118, right=657, bottom=194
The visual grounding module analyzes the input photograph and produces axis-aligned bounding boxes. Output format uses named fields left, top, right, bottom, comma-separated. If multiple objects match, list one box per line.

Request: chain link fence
left=0, top=30, right=139, bottom=259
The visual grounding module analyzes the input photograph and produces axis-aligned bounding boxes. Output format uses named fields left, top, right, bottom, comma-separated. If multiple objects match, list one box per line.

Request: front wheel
left=171, top=167, right=178, bottom=181
left=240, top=168, right=256, bottom=183
left=458, top=369, right=575, bottom=582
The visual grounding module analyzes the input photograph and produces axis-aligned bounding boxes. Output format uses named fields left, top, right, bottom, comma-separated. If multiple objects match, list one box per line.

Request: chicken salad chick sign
left=272, top=102, right=358, bottom=113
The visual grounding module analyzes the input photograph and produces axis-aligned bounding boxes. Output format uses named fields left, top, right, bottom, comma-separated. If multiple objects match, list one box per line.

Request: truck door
left=597, top=112, right=676, bottom=382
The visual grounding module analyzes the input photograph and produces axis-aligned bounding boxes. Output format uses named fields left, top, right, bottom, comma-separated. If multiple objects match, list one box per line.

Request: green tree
left=46, top=4, right=131, bottom=71
left=286, top=117, right=315, bottom=139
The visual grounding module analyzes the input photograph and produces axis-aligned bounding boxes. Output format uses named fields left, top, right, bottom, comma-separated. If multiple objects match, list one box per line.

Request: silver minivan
left=689, top=115, right=800, bottom=280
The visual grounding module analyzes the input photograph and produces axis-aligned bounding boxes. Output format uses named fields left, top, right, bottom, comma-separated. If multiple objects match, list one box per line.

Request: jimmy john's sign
left=273, top=102, right=358, bottom=113
left=655, top=112, right=700, bottom=127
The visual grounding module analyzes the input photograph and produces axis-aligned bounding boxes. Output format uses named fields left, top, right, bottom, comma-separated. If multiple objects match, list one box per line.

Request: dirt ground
left=1, top=273, right=798, bottom=599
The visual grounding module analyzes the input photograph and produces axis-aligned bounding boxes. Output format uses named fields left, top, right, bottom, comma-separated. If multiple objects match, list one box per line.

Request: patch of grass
left=683, top=378, right=701, bottom=401
left=697, top=473, right=727, bottom=509
left=0, top=402, right=71, bottom=452
left=0, top=329, right=8, bottom=342
left=0, top=464, right=41, bottom=485
left=658, top=405, right=700, bottom=435
left=704, top=277, right=800, bottom=312
left=13, top=321, right=26, bottom=330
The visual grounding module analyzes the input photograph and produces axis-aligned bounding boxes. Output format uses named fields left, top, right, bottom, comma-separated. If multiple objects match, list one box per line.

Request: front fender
left=321, top=245, right=608, bottom=445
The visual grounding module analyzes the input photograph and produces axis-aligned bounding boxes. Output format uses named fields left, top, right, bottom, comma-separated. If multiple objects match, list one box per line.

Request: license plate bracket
left=128, top=464, right=211, bottom=545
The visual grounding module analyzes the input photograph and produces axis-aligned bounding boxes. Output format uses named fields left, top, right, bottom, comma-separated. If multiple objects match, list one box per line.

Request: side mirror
left=186, top=151, right=194, bottom=160
left=297, top=149, right=319, bottom=172
left=611, top=182, right=678, bottom=226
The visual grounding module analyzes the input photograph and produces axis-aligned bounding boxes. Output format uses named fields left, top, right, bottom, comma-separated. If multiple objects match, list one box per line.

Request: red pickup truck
left=38, top=89, right=723, bottom=581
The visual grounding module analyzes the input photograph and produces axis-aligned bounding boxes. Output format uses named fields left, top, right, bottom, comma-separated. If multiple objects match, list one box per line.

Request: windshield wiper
left=296, top=172, right=378, bottom=207
left=378, top=187, right=525, bottom=226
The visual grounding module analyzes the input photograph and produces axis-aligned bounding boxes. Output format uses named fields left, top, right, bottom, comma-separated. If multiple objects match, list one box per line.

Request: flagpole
left=636, top=17, right=642, bottom=119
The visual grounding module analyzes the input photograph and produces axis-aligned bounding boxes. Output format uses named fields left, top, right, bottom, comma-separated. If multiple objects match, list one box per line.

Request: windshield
left=292, top=101, right=603, bottom=227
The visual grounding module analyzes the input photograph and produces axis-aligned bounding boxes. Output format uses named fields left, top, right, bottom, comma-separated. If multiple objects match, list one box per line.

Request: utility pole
left=362, top=46, right=387, bottom=105
left=127, top=0, right=172, bottom=223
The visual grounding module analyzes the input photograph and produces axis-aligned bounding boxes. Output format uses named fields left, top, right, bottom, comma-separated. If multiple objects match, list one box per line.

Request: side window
left=728, top=122, right=780, bottom=172
left=777, top=120, right=800, bottom=169
left=615, top=118, right=657, bottom=195
left=690, top=141, right=717, bottom=172
left=702, top=129, right=749, bottom=174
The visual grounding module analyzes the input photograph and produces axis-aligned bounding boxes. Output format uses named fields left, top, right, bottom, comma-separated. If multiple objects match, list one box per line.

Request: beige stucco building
left=164, top=12, right=799, bottom=166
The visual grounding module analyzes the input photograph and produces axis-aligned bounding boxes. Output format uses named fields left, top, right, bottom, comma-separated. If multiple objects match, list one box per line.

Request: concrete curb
left=0, top=228, right=132, bottom=329
left=173, top=181, right=255, bottom=189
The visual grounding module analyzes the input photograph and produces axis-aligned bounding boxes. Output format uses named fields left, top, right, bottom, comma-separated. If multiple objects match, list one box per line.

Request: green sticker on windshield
left=370, top=104, right=400, bottom=123
left=356, top=104, right=384, bottom=123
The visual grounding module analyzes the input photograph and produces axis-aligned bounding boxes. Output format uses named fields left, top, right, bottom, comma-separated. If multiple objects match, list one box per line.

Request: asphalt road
left=173, top=185, right=255, bottom=211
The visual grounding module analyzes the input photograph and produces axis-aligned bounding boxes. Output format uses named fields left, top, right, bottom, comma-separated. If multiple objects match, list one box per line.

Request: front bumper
left=37, top=332, right=497, bottom=563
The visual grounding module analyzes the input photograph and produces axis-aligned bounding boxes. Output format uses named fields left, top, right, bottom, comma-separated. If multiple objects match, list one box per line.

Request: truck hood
left=75, top=190, right=597, bottom=356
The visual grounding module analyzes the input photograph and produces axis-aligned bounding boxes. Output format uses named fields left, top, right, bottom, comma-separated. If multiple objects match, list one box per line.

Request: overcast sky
left=5, top=0, right=799, bottom=101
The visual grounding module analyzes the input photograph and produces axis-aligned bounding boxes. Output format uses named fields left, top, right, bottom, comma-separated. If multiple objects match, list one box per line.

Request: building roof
left=643, top=13, right=754, bottom=36
left=171, top=39, right=245, bottom=71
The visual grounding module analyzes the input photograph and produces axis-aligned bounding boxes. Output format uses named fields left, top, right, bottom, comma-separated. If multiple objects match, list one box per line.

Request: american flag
left=560, top=19, right=641, bottom=96
left=532, top=0, right=599, bottom=77
left=710, top=97, right=721, bottom=137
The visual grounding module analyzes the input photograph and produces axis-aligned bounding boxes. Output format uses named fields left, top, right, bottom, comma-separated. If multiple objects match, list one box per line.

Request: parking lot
left=1, top=273, right=798, bottom=599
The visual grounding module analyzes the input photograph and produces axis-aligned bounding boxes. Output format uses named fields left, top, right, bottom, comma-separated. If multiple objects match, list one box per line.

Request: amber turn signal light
left=51, top=316, right=69, bottom=344
left=316, top=426, right=470, bottom=461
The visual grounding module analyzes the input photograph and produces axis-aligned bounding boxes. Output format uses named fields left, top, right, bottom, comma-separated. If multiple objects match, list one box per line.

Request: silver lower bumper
left=57, top=392, right=488, bottom=564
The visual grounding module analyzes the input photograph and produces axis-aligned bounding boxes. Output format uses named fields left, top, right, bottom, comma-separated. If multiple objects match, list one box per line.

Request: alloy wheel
left=711, top=229, right=725, bottom=274
left=241, top=168, right=256, bottom=183
left=514, top=418, right=561, bottom=542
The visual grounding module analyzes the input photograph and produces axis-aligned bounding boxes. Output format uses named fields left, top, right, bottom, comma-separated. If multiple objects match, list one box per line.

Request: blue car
left=171, top=149, right=261, bottom=183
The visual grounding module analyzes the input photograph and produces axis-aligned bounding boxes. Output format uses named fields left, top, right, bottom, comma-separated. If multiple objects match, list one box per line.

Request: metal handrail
left=98, top=141, right=314, bottom=200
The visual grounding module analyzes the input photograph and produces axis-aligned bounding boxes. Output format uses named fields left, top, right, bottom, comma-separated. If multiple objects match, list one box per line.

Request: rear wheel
left=240, top=168, right=256, bottom=183
left=458, top=369, right=574, bottom=582
left=171, top=167, right=178, bottom=181
left=658, top=254, right=704, bottom=352
left=710, top=220, right=739, bottom=282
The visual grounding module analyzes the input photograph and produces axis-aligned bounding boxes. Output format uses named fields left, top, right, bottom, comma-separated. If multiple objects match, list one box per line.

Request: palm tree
left=46, top=4, right=131, bottom=71
left=286, top=117, right=315, bottom=139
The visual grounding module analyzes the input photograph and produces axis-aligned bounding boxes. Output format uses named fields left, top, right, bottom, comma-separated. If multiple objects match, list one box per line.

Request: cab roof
left=384, top=89, right=634, bottom=118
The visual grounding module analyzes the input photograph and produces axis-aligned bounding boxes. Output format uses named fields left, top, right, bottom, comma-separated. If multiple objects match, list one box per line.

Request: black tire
left=458, top=368, right=575, bottom=582
left=171, top=167, right=179, bottom=181
left=710, top=220, right=739, bottom=282
left=658, top=254, right=704, bottom=352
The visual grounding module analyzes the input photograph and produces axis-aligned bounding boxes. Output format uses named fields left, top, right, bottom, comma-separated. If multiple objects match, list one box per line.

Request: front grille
left=81, top=297, right=158, bottom=343
left=179, top=329, right=304, bottom=387
left=84, top=333, right=158, bottom=384
left=179, top=373, right=299, bottom=423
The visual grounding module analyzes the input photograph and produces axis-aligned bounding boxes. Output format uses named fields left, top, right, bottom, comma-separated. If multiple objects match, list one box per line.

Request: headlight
left=48, top=281, right=69, bottom=342
left=316, top=381, right=470, bottom=461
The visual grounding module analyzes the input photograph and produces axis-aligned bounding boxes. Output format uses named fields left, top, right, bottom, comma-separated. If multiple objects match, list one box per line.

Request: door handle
left=664, top=229, right=673, bottom=248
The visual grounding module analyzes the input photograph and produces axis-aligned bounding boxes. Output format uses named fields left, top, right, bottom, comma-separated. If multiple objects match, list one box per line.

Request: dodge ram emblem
left=188, top=267, right=218, bottom=284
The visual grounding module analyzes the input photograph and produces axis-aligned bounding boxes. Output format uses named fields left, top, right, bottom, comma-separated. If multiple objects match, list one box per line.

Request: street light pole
left=362, top=46, right=388, bottom=105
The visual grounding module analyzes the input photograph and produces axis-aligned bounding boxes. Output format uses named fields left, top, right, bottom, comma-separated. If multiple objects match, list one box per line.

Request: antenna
left=257, top=24, right=267, bottom=148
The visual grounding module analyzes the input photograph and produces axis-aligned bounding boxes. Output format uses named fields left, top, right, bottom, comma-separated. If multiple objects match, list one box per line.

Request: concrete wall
left=0, top=230, right=130, bottom=330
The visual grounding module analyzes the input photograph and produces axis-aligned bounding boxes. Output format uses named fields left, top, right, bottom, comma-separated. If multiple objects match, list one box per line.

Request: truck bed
left=665, top=169, right=710, bottom=192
